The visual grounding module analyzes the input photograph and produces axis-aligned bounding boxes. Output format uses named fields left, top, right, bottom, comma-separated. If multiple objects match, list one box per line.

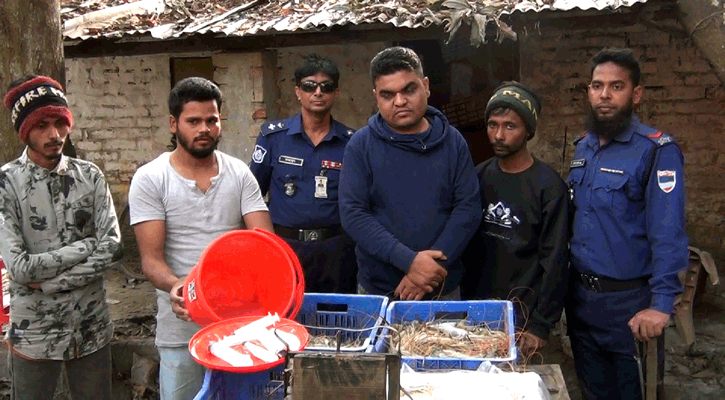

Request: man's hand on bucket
left=170, top=278, right=192, bottom=322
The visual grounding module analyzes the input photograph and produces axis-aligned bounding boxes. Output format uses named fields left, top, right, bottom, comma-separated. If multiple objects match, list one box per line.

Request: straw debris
left=391, top=320, right=509, bottom=358
left=307, top=334, right=365, bottom=349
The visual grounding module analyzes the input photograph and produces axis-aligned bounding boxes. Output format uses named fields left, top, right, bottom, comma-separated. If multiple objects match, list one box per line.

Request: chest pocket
left=69, top=192, right=95, bottom=237
left=321, top=168, right=341, bottom=201
left=566, top=168, right=585, bottom=207
left=592, top=171, right=644, bottom=215
left=273, top=163, right=303, bottom=183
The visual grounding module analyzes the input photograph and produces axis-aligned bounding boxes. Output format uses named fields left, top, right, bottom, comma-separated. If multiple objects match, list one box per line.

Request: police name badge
left=314, top=175, right=328, bottom=198
left=657, top=170, right=676, bottom=193
left=279, top=155, right=304, bottom=167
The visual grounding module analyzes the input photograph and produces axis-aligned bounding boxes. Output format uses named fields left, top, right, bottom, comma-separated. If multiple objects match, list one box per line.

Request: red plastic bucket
left=0, top=257, right=9, bottom=327
left=183, top=229, right=305, bottom=326
left=253, top=229, right=305, bottom=319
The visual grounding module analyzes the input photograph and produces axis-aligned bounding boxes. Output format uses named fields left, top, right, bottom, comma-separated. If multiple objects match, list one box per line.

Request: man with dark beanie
left=339, top=47, right=481, bottom=300
left=461, top=81, right=570, bottom=360
left=0, top=75, right=121, bottom=399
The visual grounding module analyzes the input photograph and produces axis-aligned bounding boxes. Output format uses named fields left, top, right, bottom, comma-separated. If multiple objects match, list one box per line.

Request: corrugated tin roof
left=61, top=0, right=647, bottom=42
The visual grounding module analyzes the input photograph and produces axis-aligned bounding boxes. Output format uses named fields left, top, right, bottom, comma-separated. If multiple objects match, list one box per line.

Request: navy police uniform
left=566, top=116, right=688, bottom=399
left=250, top=114, right=357, bottom=293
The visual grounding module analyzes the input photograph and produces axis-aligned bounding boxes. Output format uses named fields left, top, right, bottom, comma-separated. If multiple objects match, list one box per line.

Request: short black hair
left=590, top=48, right=641, bottom=86
left=294, top=54, right=340, bottom=87
left=369, top=47, right=425, bottom=86
left=168, top=77, right=223, bottom=120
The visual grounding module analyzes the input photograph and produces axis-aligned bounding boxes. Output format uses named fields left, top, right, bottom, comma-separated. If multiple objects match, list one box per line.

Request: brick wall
left=519, top=8, right=725, bottom=256
left=65, top=55, right=170, bottom=209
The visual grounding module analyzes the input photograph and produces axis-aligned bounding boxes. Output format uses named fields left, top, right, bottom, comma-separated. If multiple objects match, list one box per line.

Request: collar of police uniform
left=291, top=112, right=347, bottom=141
left=285, top=113, right=304, bottom=136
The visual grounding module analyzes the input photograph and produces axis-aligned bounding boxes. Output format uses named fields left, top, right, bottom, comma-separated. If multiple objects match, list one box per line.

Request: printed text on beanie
left=3, top=76, right=73, bottom=143
left=485, top=85, right=541, bottom=139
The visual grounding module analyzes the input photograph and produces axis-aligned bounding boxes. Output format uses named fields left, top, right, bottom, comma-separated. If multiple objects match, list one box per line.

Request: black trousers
left=284, top=232, right=358, bottom=294
left=567, top=280, right=666, bottom=400
left=9, top=344, right=112, bottom=400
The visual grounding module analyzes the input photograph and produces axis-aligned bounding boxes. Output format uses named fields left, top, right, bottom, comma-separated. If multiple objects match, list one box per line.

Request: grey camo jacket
left=0, top=150, right=121, bottom=360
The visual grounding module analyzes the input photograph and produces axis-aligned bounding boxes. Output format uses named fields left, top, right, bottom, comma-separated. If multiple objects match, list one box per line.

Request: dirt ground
left=98, top=253, right=725, bottom=399
left=105, top=263, right=157, bottom=331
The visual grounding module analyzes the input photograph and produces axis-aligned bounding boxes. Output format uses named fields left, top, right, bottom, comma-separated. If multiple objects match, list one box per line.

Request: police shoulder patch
left=252, top=145, right=267, bottom=163
left=657, top=170, right=676, bottom=193
left=644, top=130, right=674, bottom=146
left=260, top=120, right=288, bottom=136
left=573, top=131, right=587, bottom=145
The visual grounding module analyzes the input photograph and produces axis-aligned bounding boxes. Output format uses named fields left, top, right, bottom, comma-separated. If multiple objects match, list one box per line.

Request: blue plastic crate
left=374, top=300, right=517, bottom=370
left=193, top=365, right=285, bottom=400
left=296, top=293, right=388, bottom=353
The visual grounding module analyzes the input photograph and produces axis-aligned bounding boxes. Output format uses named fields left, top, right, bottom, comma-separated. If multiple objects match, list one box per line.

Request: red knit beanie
left=3, top=76, right=73, bottom=144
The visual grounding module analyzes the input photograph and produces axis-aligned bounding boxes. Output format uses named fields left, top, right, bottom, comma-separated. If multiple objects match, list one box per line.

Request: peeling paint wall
left=272, top=42, right=387, bottom=130
left=66, top=52, right=268, bottom=209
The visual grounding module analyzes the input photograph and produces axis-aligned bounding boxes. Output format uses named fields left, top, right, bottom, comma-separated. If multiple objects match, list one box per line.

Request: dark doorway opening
left=396, top=35, right=519, bottom=166
left=170, top=57, right=214, bottom=87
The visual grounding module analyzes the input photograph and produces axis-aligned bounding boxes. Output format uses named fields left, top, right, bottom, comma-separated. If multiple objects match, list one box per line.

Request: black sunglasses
left=299, top=80, right=337, bottom=93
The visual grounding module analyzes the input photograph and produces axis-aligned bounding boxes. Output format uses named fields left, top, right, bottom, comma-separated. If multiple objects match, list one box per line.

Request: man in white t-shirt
left=129, top=77, right=273, bottom=400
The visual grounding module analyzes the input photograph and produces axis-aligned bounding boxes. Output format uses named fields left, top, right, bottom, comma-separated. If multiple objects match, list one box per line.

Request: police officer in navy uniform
left=250, top=54, right=357, bottom=294
left=566, top=48, right=688, bottom=399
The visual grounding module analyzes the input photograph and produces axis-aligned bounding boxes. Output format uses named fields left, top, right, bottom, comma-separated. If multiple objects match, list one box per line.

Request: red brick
left=629, top=31, right=671, bottom=46
left=673, top=100, right=722, bottom=114
left=645, top=87, right=669, bottom=100
left=705, top=85, right=725, bottom=100
left=668, top=86, right=707, bottom=100
left=673, top=59, right=714, bottom=73
left=581, top=35, right=627, bottom=48
left=650, top=102, right=674, bottom=114
left=684, top=74, right=721, bottom=86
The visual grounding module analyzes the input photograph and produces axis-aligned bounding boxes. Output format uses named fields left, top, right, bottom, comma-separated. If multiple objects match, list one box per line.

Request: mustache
left=194, top=134, right=217, bottom=141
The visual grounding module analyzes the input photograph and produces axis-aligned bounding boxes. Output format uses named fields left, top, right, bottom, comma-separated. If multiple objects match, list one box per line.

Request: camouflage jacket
left=0, top=149, right=121, bottom=360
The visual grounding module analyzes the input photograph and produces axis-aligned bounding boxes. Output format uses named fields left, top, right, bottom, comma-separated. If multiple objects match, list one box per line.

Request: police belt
left=273, top=224, right=343, bottom=242
left=574, top=270, right=651, bottom=292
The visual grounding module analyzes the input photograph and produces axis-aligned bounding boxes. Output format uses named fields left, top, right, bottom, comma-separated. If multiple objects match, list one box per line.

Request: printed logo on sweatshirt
left=484, top=202, right=520, bottom=228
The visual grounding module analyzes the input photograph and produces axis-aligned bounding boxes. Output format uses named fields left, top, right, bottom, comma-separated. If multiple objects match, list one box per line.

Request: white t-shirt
left=128, top=151, right=268, bottom=346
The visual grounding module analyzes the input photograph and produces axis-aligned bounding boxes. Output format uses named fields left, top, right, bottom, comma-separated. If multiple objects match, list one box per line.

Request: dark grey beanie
left=485, top=83, right=541, bottom=139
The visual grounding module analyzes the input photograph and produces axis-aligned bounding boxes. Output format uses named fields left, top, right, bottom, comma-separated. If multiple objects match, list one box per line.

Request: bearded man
left=566, top=48, right=688, bottom=399
left=129, top=77, right=273, bottom=400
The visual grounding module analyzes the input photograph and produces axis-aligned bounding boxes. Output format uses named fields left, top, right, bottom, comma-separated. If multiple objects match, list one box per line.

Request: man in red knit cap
left=0, top=75, right=121, bottom=399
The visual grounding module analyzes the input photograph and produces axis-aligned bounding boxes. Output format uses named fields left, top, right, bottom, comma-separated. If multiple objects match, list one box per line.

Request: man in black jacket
left=462, top=81, right=570, bottom=359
